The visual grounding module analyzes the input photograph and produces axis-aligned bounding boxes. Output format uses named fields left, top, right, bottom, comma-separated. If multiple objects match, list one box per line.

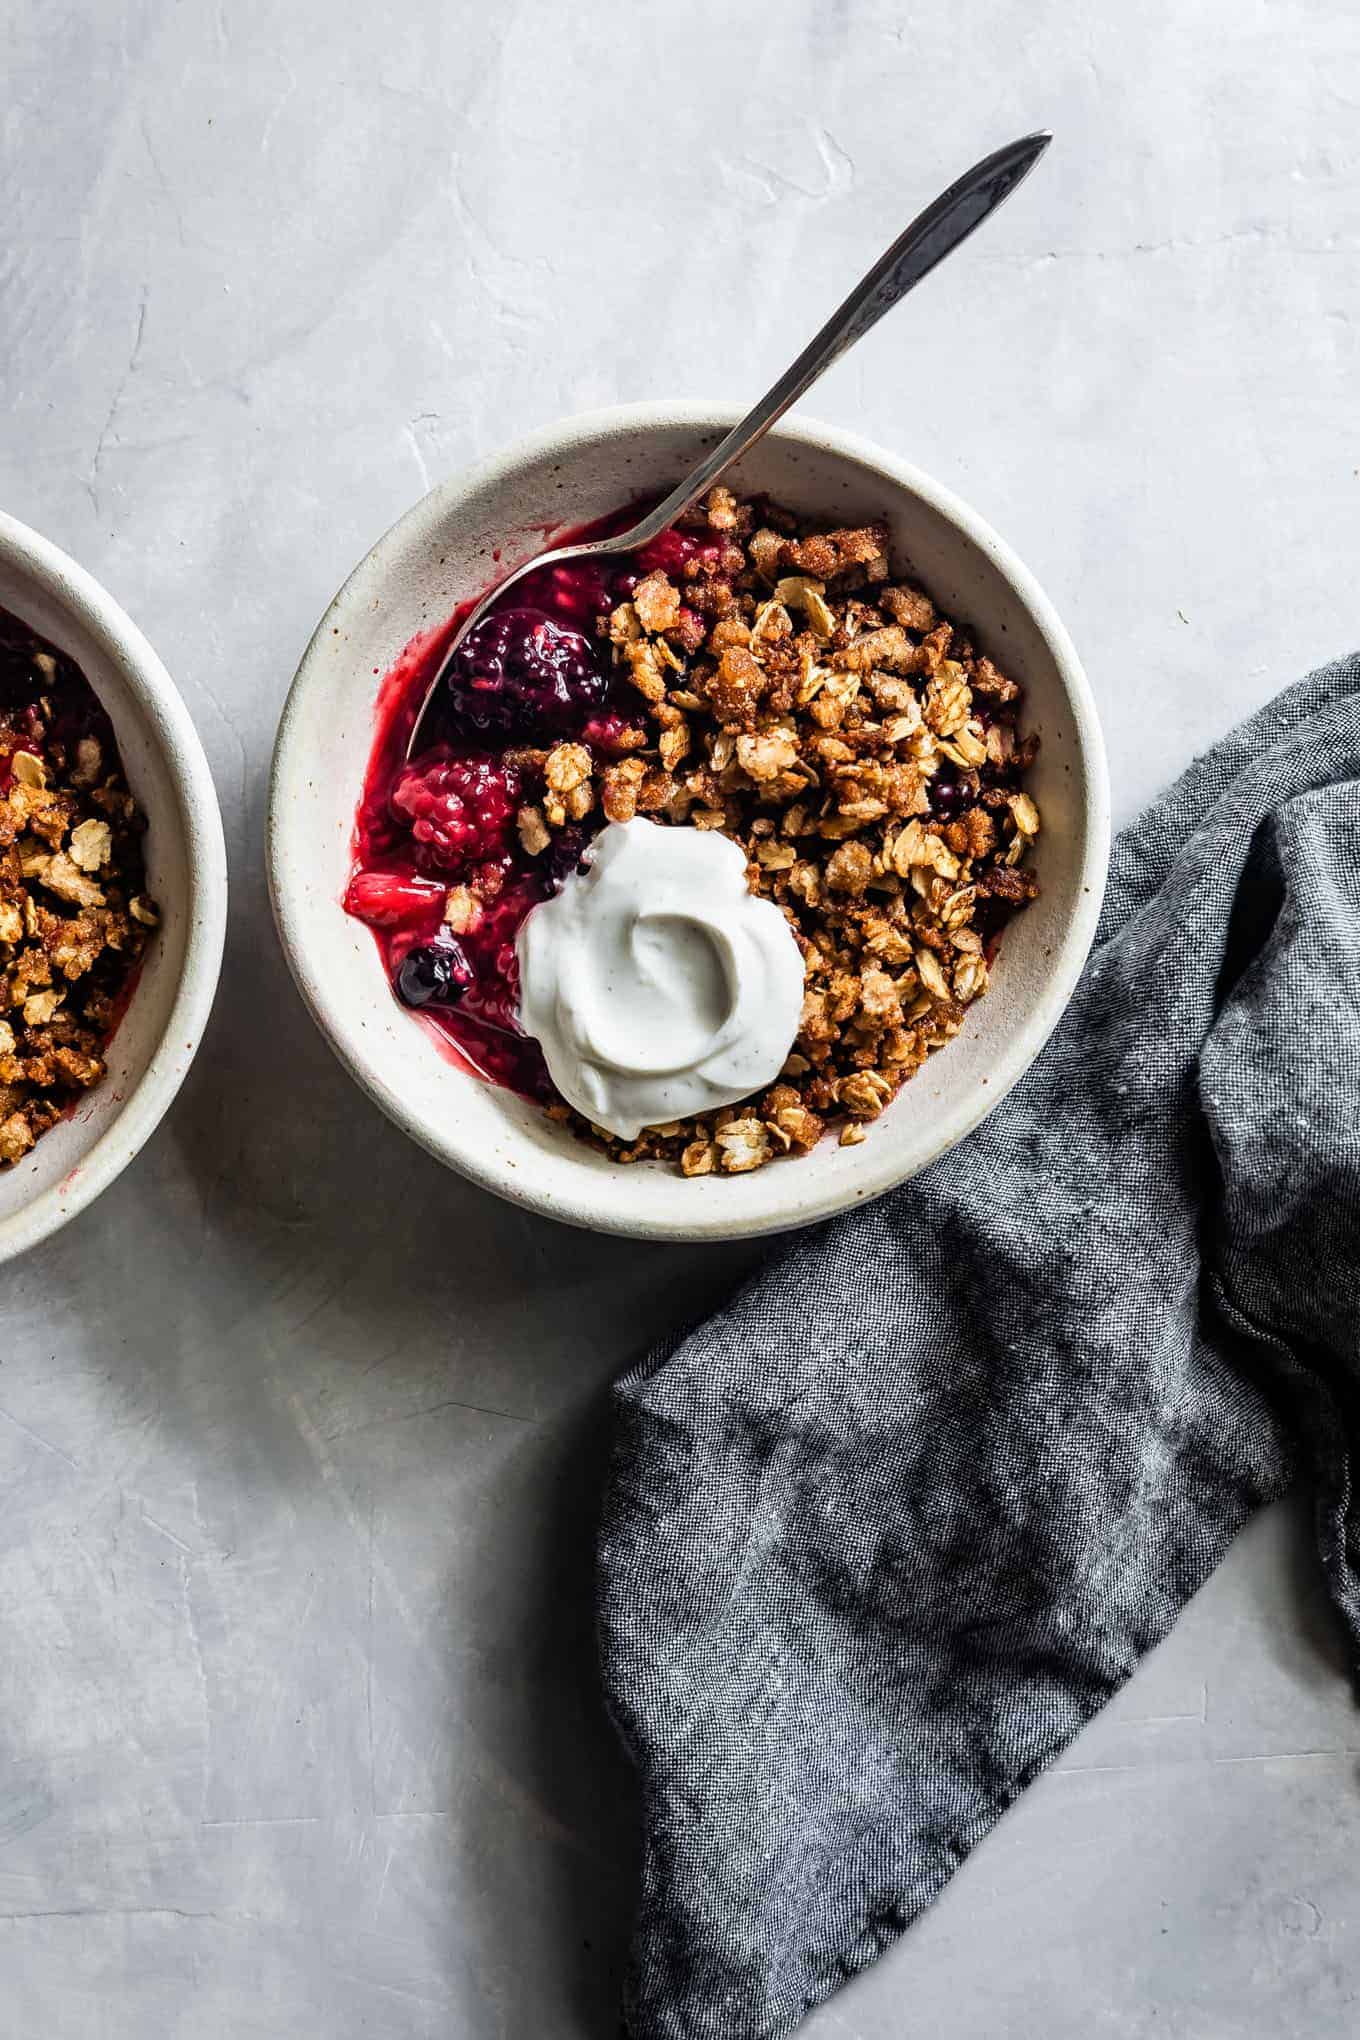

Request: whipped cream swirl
left=516, top=818, right=806, bottom=1140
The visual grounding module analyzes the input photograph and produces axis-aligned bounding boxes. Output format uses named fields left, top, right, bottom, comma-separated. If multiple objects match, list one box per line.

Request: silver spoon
left=406, top=130, right=1051, bottom=759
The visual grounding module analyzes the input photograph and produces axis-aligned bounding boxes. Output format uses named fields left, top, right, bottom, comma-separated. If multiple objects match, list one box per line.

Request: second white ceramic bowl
left=0, top=515, right=228, bottom=1265
left=269, top=404, right=1108, bottom=1242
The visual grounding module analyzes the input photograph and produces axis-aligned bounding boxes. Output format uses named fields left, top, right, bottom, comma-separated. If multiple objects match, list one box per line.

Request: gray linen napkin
left=597, top=653, right=1360, bottom=2040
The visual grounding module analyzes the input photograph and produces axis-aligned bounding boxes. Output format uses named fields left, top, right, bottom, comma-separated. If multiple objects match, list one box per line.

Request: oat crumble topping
left=347, top=486, right=1042, bottom=1177
left=521, top=488, right=1042, bottom=1172
left=0, top=610, right=159, bottom=1168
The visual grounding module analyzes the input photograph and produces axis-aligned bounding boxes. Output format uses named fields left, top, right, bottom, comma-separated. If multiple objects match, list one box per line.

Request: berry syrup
left=0, top=606, right=119, bottom=783
left=345, top=508, right=691, bottom=1091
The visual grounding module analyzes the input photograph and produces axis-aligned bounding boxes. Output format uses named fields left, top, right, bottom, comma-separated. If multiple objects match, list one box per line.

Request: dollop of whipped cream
left=516, top=818, right=806, bottom=1140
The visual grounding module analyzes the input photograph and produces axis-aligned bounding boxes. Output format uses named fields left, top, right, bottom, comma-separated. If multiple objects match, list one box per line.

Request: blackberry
left=394, top=938, right=475, bottom=1010
left=444, top=608, right=607, bottom=739
left=541, top=825, right=593, bottom=893
left=931, top=767, right=965, bottom=819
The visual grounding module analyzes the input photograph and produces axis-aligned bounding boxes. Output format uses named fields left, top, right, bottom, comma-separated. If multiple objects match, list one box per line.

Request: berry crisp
left=345, top=488, right=1042, bottom=1175
left=0, top=608, right=160, bottom=1167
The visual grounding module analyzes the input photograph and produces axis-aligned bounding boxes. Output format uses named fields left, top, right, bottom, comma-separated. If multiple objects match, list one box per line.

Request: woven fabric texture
left=598, top=656, right=1360, bottom=2039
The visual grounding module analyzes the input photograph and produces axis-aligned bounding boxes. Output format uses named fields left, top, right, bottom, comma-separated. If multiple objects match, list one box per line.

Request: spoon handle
left=406, top=134, right=1050, bottom=758
left=620, top=131, right=1051, bottom=551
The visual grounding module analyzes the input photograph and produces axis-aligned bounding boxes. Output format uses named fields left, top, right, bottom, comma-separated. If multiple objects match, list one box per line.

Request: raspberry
left=633, top=527, right=718, bottom=579
left=672, top=605, right=707, bottom=653
left=389, top=748, right=519, bottom=875
left=343, top=869, right=446, bottom=930
left=444, top=608, right=607, bottom=738
left=455, top=876, right=543, bottom=1029
left=541, top=560, right=616, bottom=626
left=465, top=957, right=522, bottom=1036
left=581, top=711, right=645, bottom=756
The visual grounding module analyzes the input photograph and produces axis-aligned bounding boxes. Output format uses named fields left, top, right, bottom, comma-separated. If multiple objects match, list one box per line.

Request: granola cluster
left=509, top=488, right=1041, bottom=1173
left=0, top=616, right=159, bottom=1167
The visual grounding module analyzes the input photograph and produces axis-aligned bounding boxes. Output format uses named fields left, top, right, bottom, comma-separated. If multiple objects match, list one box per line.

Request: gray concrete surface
left=4, top=1, right=1360, bottom=2033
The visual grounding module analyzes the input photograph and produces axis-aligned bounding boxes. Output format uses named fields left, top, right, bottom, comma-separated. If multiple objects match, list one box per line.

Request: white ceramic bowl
left=269, top=404, right=1108, bottom=1242
left=0, top=515, right=227, bottom=1264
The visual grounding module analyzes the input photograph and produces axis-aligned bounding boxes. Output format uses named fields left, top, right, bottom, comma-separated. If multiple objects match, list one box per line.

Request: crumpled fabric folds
left=598, top=656, right=1360, bottom=2038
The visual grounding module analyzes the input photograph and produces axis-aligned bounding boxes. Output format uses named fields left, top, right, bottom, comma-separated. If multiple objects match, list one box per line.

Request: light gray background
left=4, top=1, right=1360, bottom=2034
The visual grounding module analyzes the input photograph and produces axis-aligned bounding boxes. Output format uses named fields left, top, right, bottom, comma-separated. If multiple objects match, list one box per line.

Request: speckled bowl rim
left=268, top=402, right=1109, bottom=1241
left=0, top=514, right=228, bottom=1264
